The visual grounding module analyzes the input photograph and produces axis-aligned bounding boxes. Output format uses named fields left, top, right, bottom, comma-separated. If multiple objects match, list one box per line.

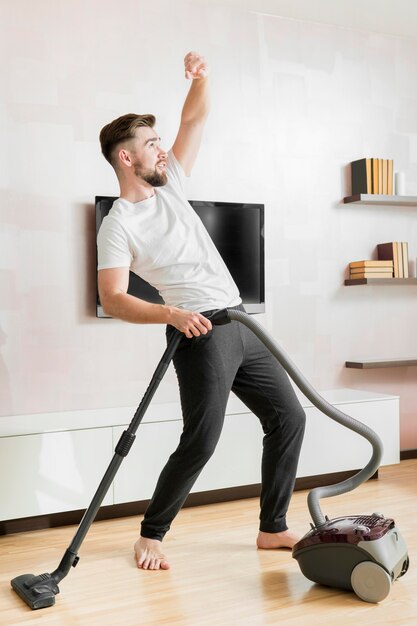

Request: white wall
left=0, top=0, right=416, bottom=448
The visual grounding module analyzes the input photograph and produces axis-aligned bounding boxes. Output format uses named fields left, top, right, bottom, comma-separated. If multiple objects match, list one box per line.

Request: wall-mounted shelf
left=344, top=194, right=417, bottom=206
left=346, top=358, right=417, bottom=369
left=345, top=278, right=417, bottom=285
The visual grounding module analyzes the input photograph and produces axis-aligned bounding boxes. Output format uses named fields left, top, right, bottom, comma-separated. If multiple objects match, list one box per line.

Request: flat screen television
left=95, top=197, right=265, bottom=317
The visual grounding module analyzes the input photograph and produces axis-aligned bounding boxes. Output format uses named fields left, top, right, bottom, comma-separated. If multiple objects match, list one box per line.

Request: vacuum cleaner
left=11, top=309, right=409, bottom=609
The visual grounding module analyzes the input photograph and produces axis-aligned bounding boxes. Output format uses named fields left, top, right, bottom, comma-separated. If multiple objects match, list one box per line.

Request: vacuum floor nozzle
left=11, top=573, right=60, bottom=610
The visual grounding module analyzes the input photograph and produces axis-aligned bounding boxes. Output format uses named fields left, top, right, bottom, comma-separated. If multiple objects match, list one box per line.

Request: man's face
left=130, top=126, right=168, bottom=187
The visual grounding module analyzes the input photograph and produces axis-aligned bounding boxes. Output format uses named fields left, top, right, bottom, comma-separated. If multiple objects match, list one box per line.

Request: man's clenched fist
left=184, top=51, right=209, bottom=80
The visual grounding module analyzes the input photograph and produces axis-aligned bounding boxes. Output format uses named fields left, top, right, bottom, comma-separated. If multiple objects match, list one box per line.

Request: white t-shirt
left=97, top=150, right=241, bottom=313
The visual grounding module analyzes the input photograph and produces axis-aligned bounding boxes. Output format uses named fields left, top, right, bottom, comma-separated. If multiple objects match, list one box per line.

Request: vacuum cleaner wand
left=11, top=330, right=183, bottom=609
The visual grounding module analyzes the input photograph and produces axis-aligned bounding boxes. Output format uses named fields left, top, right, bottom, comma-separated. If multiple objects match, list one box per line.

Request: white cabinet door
left=113, top=420, right=184, bottom=504
left=192, top=412, right=262, bottom=492
left=297, top=399, right=400, bottom=477
left=0, top=428, right=113, bottom=520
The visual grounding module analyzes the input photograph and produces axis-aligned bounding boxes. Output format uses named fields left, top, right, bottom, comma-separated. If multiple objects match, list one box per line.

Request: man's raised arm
left=171, top=51, right=210, bottom=176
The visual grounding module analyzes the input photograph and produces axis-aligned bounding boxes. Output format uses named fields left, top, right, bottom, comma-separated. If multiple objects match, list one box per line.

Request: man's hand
left=169, top=307, right=212, bottom=338
left=184, top=51, right=209, bottom=80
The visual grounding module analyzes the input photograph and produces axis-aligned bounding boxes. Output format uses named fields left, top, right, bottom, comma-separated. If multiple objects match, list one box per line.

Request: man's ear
left=118, top=148, right=132, bottom=168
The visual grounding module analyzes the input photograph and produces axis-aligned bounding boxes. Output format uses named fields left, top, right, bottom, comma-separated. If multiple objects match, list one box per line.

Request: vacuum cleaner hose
left=220, top=309, right=383, bottom=528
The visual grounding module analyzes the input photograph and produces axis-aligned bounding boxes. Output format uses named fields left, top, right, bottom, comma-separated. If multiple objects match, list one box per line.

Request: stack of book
left=351, top=158, right=393, bottom=195
left=377, top=242, right=409, bottom=278
left=349, top=260, right=394, bottom=279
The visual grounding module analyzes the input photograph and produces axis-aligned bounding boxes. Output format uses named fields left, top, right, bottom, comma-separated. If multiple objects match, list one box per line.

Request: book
left=372, top=158, right=379, bottom=194
left=387, top=159, right=393, bottom=195
left=351, top=158, right=372, bottom=195
left=377, top=242, right=401, bottom=277
left=349, top=272, right=394, bottom=279
left=397, top=242, right=403, bottom=278
left=382, top=160, right=388, bottom=194
left=402, top=242, right=409, bottom=278
left=349, top=260, right=393, bottom=269
left=378, top=159, right=383, bottom=193
left=350, top=267, right=393, bottom=275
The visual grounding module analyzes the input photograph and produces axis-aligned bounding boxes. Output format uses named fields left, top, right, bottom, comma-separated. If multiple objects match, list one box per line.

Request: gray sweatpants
left=141, top=305, right=306, bottom=541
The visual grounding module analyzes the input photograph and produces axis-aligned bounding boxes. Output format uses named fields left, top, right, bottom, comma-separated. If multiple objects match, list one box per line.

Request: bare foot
left=256, top=529, right=301, bottom=550
left=134, top=537, right=170, bottom=570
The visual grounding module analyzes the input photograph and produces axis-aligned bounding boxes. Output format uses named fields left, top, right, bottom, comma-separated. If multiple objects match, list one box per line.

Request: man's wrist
left=161, top=305, right=175, bottom=325
left=190, top=76, right=209, bottom=91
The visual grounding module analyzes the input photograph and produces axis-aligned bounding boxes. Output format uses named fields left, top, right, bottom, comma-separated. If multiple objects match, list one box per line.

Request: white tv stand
left=0, top=388, right=399, bottom=525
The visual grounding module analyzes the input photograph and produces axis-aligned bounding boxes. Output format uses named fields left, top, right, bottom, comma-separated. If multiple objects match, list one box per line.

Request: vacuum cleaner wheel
left=350, top=561, right=392, bottom=603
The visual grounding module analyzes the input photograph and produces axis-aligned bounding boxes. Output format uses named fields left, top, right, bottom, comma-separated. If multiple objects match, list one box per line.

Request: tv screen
left=95, top=197, right=265, bottom=316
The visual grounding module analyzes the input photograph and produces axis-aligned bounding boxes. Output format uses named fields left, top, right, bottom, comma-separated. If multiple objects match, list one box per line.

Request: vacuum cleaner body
left=293, top=513, right=409, bottom=602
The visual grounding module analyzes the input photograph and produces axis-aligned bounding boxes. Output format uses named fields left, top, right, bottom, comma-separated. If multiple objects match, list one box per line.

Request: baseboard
left=400, top=449, right=417, bottom=460
left=0, top=468, right=378, bottom=536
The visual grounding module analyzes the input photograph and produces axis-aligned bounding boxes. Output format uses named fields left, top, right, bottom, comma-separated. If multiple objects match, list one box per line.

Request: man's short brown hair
left=99, top=113, right=156, bottom=167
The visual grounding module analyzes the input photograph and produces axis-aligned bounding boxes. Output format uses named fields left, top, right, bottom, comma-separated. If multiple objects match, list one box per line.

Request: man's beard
left=133, top=159, right=167, bottom=187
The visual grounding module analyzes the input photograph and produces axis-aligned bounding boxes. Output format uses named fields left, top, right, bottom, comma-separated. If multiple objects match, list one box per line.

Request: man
left=97, top=51, right=306, bottom=571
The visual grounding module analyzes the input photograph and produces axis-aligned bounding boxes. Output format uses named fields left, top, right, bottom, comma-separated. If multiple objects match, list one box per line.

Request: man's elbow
left=99, top=290, right=121, bottom=317
left=100, top=296, right=113, bottom=317
left=100, top=298, right=113, bottom=317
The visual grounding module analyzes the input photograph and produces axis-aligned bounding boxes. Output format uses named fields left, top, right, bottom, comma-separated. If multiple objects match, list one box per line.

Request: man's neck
left=118, top=179, right=155, bottom=204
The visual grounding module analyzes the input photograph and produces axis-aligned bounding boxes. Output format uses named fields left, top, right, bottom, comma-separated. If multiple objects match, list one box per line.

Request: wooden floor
left=1, top=460, right=416, bottom=625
